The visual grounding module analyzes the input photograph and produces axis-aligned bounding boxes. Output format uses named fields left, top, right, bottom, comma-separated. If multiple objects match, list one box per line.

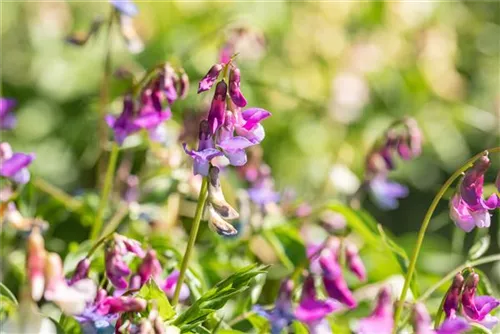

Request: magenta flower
left=320, top=256, right=357, bottom=309
left=345, top=244, right=367, bottom=282
left=461, top=273, right=500, bottom=329
left=69, top=258, right=91, bottom=285
left=255, top=279, right=295, bottom=334
left=98, top=296, right=147, bottom=314
left=106, top=95, right=139, bottom=145
left=110, top=0, right=138, bottom=17
left=413, top=303, right=470, bottom=334
left=234, top=108, right=271, bottom=144
left=295, top=276, right=340, bottom=333
left=105, top=236, right=144, bottom=289
left=356, top=287, right=393, bottom=334
left=228, top=67, right=247, bottom=107
left=443, top=273, right=464, bottom=318
left=162, top=270, right=190, bottom=302
left=138, top=250, right=162, bottom=284
left=207, top=81, right=227, bottom=134
left=26, top=227, right=45, bottom=301
left=0, top=142, right=35, bottom=184
left=198, top=63, right=223, bottom=93
left=369, top=175, right=409, bottom=210
left=0, top=98, right=17, bottom=130
left=183, top=120, right=223, bottom=176
left=450, top=156, right=498, bottom=232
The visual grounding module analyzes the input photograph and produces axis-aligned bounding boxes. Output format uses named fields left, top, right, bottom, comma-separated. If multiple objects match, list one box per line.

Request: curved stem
left=91, top=143, right=120, bottom=241
left=87, top=231, right=115, bottom=258
left=393, top=147, right=500, bottom=330
left=417, top=253, right=500, bottom=303
left=32, top=177, right=83, bottom=212
left=172, top=177, right=209, bottom=306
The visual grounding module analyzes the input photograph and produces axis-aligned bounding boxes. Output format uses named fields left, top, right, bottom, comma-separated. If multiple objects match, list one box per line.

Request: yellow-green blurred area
left=2, top=1, right=499, bottom=284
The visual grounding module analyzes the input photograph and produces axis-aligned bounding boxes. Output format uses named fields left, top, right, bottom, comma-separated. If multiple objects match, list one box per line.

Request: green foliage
left=174, top=264, right=268, bottom=332
left=137, top=278, right=176, bottom=320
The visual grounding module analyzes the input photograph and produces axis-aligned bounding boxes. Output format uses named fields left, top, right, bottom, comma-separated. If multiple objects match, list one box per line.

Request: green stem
left=97, top=9, right=115, bottom=187
left=393, top=147, right=500, bottom=330
left=172, top=177, right=209, bottom=306
left=417, top=253, right=500, bottom=303
left=32, top=177, right=83, bottom=212
left=100, top=203, right=129, bottom=238
left=91, top=143, right=120, bottom=241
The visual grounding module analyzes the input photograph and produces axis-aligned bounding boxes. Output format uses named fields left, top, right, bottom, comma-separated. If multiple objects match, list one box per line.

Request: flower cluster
left=450, top=154, right=499, bottom=232
left=184, top=59, right=271, bottom=175
left=106, top=63, right=188, bottom=145
left=365, top=118, right=422, bottom=209
left=440, top=271, right=499, bottom=330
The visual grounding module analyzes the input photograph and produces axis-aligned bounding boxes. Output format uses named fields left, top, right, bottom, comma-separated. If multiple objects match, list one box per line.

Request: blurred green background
left=1, top=1, right=499, bottom=287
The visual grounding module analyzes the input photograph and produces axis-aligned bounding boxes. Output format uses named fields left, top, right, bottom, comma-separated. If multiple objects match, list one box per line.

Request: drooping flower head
left=138, top=249, right=162, bottom=285
left=443, top=272, right=465, bottom=318
left=69, top=258, right=91, bottom=285
left=105, top=235, right=145, bottom=289
left=0, top=97, right=17, bottom=130
left=356, top=287, right=394, bottom=334
left=450, top=155, right=498, bottom=232
left=0, top=142, right=35, bottom=184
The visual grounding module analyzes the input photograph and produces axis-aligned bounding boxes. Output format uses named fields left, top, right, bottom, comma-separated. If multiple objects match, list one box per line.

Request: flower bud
left=461, top=272, right=480, bottom=320
left=163, top=63, right=178, bottom=104
left=198, top=64, right=223, bottom=93
left=99, top=296, right=147, bottom=314
left=443, top=273, right=465, bottom=318
left=228, top=67, right=247, bottom=107
left=26, top=227, right=46, bottom=301
left=69, top=258, right=91, bottom=285
left=105, top=246, right=131, bottom=289
left=207, top=81, right=227, bottom=134
left=138, top=250, right=162, bottom=284
left=345, top=243, right=367, bottom=282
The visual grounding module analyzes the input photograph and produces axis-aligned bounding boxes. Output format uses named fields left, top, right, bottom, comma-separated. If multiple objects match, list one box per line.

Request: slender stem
left=32, top=177, right=83, bottom=212
left=172, top=177, right=209, bottom=306
left=100, top=203, right=129, bottom=238
left=228, top=310, right=256, bottom=327
left=417, top=253, right=500, bottom=303
left=87, top=231, right=115, bottom=258
left=97, top=9, right=115, bottom=187
left=393, top=147, right=500, bottom=330
left=91, top=143, right=120, bottom=241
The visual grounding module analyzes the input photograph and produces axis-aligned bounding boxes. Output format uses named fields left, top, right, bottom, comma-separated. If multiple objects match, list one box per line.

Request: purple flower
left=461, top=273, right=500, bottom=328
left=295, top=276, right=340, bottom=333
left=207, top=81, right=227, bottom=134
left=161, top=63, right=179, bottom=104
left=183, top=120, right=223, bottom=176
left=178, top=71, right=190, bottom=99
left=0, top=142, right=35, bottom=184
left=450, top=156, right=498, bottom=232
left=413, top=303, right=470, bottom=334
left=235, top=108, right=271, bottom=144
left=198, top=64, right=224, bottom=93
left=69, top=258, right=91, bottom=285
left=105, top=246, right=131, bottom=289
left=98, top=296, right=147, bottom=314
left=345, top=243, right=367, bottom=282
left=110, top=0, right=138, bottom=17
left=356, top=287, right=393, bottom=334
left=162, top=270, right=190, bottom=302
left=0, top=98, right=17, bottom=130
left=443, top=273, right=465, bottom=319
left=138, top=250, right=162, bottom=284
left=228, top=67, right=247, bottom=107
left=255, top=279, right=295, bottom=334
left=106, top=95, right=139, bottom=145
left=369, top=175, right=409, bottom=210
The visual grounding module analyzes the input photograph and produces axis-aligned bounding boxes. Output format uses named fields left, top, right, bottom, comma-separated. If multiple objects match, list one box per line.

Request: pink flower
left=356, top=287, right=393, bottom=334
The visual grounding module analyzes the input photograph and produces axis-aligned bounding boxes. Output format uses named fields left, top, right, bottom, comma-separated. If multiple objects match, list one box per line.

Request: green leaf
left=327, top=203, right=379, bottom=246
left=247, top=314, right=270, bottom=334
left=468, top=235, right=490, bottom=260
left=469, top=322, right=492, bottom=334
left=174, top=265, right=268, bottom=332
left=0, top=295, right=17, bottom=322
left=262, top=230, right=294, bottom=270
left=0, top=282, right=18, bottom=305
left=59, top=315, right=83, bottom=334
left=292, top=321, right=309, bottom=334
left=137, top=278, right=176, bottom=320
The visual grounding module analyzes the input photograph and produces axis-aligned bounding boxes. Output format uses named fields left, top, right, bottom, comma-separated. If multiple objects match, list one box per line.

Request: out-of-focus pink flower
left=162, top=270, right=190, bottom=302
left=26, top=227, right=46, bottom=301
left=356, top=287, right=393, bottom=334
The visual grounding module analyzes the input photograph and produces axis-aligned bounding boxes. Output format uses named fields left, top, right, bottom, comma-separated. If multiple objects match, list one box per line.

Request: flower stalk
left=172, top=176, right=209, bottom=306
left=393, top=147, right=500, bottom=331
left=91, top=143, right=120, bottom=241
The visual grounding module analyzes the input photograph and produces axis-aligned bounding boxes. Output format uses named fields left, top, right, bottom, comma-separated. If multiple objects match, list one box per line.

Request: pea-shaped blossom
left=356, top=287, right=393, bottom=334
left=255, top=279, right=295, bottom=334
left=450, top=155, right=499, bottom=232
left=295, top=276, right=340, bottom=334
left=0, top=142, right=35, bottom=184
left=0, top=97, right=17, bottom=130
left=461, top=273, right=500, bottom=329
left=413, top=303, right=470, bottom=334
left=182, top=120, right=223, bottom=176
